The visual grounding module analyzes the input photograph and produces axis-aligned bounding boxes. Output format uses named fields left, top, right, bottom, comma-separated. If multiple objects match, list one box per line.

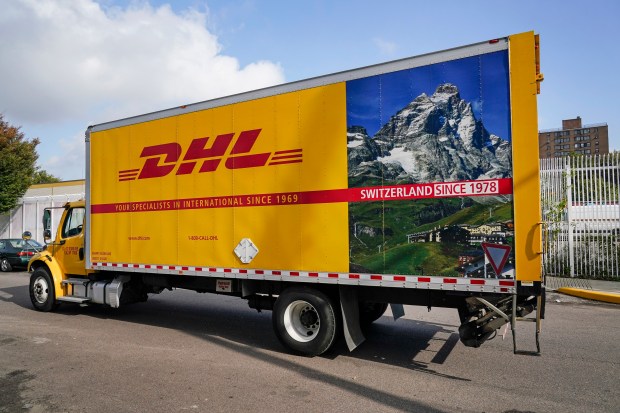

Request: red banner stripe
left=91, top=178, right=513, bottom=214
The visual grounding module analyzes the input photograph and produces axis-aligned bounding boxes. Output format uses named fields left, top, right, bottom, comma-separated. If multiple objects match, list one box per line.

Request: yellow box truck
left=28, top=31, right=544, bottom=356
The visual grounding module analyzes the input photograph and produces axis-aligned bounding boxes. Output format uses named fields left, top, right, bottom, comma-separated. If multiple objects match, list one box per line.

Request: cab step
left=57, top=296, right=90, bottom=303
left=61, top=278, right=90, bottom=286
left=60, top=279, right=90, bottom=304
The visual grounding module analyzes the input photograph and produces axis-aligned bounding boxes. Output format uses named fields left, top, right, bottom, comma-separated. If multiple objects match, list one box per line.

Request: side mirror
left=22, top=231, right=42, bottom=252
left=43, top=209, right=51, bottom=230
left=43, top=209, right=52, bottom=244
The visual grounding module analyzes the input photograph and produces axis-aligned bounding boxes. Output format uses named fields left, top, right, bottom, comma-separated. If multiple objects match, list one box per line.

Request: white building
left=0, top=180, right=85, bottom=241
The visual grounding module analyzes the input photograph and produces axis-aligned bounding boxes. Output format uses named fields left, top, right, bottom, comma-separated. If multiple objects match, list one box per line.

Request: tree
left=0, top=114, right=59, bottom=214
left=32, top=169, right=61, bottom=185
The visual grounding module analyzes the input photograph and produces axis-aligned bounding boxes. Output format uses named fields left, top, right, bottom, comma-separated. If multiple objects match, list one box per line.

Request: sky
left=1, top=0, right=618, bottom=180
left=346, top=51, right=510, bottom=139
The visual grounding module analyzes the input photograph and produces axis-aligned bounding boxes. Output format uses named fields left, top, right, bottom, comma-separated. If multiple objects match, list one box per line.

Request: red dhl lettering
left=118, top=129, right=302, bottom=181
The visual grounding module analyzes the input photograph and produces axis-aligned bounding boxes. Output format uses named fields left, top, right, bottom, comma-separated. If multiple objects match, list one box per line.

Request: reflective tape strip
left=91, top=262, right=516, bottom=293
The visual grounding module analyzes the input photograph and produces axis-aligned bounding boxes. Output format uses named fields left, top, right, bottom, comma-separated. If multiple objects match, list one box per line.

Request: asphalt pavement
left=1, top=271, right=619, bottom=413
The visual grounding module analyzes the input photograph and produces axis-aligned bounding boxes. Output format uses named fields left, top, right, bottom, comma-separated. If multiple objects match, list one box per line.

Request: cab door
left=54, top=206, right=87, bottom=276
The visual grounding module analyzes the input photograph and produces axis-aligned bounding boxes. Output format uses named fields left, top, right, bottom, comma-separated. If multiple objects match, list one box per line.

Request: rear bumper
left=7, top=256, right=30, bottom=268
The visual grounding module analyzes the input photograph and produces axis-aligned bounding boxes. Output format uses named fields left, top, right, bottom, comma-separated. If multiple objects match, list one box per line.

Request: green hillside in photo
left=349, top=198, right=513, bottom=275
left=357, top=242, right=463, bottom=276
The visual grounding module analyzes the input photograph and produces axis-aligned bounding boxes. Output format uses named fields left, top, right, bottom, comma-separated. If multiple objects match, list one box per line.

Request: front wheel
left=272, top=287, right=338, bottom=356
left=0, top=257, right=12, bottom=272
left=29, top=268, right=57, bottom=312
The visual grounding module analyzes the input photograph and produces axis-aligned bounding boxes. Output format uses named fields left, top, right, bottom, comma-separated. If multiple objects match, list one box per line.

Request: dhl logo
left=118, top=129, right=302, bottom=181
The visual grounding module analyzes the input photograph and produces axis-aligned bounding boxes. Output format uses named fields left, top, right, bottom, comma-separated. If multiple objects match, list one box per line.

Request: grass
left=357, top=242, right=462, bottom=276
left=348, top=198, right=514, bottom=276
left=412, top=202, right=513, bottom=233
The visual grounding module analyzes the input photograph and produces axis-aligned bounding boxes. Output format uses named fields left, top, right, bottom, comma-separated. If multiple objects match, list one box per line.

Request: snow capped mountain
left=348, top=83, right=512, bottom=186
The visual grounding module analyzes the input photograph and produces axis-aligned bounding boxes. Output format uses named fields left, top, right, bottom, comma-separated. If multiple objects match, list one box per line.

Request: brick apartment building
left=538, top=116, right=609, bottom=158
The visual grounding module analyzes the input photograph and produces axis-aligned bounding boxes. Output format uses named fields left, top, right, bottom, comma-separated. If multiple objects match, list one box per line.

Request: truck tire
left=359, top=302, right=389, bottom=327
left=0, top=257, right=12, bottom=272
left=272, top=287, right=338, bottom=356
left=29, top=268, right=58, bottom=312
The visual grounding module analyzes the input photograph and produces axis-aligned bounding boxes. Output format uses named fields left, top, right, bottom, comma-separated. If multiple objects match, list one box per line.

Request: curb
left=556, top=287, right=620, bottom=305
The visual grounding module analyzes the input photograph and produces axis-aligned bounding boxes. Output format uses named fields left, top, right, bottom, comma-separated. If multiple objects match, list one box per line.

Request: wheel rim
left=33, top=276, right=49, bottom=304
left=0, top=259, right=7, bottom=271
left=283, top=300, right=320, bottom=343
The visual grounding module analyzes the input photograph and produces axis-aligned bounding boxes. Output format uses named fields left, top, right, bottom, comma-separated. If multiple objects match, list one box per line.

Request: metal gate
left=540, top=153, right=620, bottom=279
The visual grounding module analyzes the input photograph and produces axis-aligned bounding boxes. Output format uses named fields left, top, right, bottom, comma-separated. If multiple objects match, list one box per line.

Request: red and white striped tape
left=91, top=261, right=516, bottom=293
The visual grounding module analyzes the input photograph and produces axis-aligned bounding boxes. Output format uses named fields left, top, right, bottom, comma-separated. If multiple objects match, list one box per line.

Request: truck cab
left=28, top=201, right=101, bottom=310
left=44, top=202, right=87, bottom=276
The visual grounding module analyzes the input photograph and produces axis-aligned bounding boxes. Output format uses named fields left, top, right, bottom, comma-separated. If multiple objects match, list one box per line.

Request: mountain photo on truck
left=346, top=51, right=514, bottom=277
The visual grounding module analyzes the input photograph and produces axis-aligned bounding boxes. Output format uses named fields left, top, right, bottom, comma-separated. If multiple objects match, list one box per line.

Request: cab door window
left=61, top=208, right=85, bottom=238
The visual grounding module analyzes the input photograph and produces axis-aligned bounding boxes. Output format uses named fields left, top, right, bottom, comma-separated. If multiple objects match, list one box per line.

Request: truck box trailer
left=28, top=31, right=544, bottom=356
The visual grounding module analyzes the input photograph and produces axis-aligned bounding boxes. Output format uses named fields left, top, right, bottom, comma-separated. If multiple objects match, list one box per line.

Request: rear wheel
left=272, top=287, right=338, bottom=356
left=0, top=258, right=12, bottom=272
left=359, top=302, right=388, bottom=327
left=29, top=268, right=57, bottom=312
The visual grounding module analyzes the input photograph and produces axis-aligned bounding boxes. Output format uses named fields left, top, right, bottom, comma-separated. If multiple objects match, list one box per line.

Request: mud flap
left=390, top=303, right=405, bottom=320
left=339, top=286, right=365, bottom=351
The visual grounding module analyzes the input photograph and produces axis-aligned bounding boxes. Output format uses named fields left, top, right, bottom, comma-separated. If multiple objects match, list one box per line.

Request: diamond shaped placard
left=234, top=238, right=259, bottom=264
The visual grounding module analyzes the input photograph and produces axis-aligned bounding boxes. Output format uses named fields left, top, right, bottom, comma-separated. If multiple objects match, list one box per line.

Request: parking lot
left=1, top=271, right=618, bottom=413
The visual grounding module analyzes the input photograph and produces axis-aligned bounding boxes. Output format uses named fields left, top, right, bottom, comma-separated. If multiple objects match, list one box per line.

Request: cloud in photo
left=0, top=0, right=285, bottom=125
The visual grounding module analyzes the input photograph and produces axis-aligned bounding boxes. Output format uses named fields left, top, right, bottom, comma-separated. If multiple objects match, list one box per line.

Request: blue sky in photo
left=3, top=0, right=619, bottom=180
left=346, top=51, right=511, bottom=140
